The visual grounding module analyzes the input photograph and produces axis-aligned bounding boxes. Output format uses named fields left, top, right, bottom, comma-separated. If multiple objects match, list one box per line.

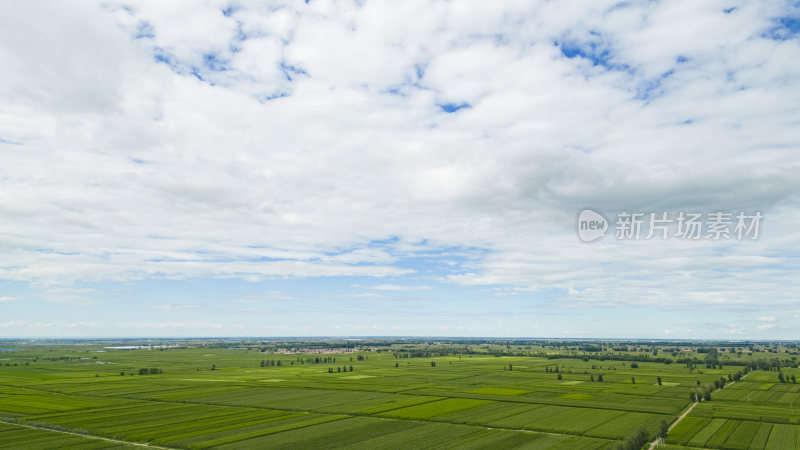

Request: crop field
left=0, top=340, right=798, bottom=448
left=665, top=367, right=800, bottom=449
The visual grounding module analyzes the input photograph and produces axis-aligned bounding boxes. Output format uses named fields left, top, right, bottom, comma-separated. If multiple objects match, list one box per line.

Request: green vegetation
left=0, top=338, right=798, bottom=448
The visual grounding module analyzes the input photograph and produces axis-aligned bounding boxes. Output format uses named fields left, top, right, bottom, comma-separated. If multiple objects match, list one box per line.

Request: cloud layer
left=1, top=1, right=799, bottom=337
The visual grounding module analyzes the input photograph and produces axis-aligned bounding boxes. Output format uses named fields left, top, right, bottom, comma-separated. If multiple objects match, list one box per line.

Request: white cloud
left=0, top=320, right=53, bottom=329
left=154, top=304, right=198, bottom=312
left=117, top=321, right=223, bottom=330
left=0, top=0, right=798, bottom=322
left=353, top=284, right=432, bottom=291
left=42, top=288, right=97, bottom=305
left=0, top=296, right=15, bottom=303
left=724, top=325, right=745, bottom=335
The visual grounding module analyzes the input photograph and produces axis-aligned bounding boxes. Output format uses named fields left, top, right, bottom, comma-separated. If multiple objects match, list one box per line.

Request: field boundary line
left=0, top=418, right=174, bottom=449
left=0, top=381, right=673, bottom=445
left=1, top=384, right=623, bottom=444
left=359, top=396, right=445, bottom=415
left=395, top=389, right=678, bottom=415
left=2, top=379, right=678, bottom=415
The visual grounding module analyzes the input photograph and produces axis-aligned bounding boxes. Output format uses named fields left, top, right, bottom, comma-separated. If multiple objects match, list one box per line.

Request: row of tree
left=606, top=421, right=671, bottom=449
left=777, top=372, right=797, bottom=383
left=297, top=356, right=336, bottom=364
left=690, top=383, right=713, bottom=402
left=328, top=366, right=354, bottom=373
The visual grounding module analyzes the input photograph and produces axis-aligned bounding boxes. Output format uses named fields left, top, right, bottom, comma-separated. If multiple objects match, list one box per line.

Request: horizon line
left=1, top=336, right=797, bottom=342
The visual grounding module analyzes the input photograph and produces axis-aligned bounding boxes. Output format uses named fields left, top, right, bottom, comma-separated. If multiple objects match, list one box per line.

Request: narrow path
left=647, top=402, right=697, bottom=450
left=668, top=402, right=697, bottom=433
left=0, top=419, right=173, bottom=449
left=648, top=372, right=750, bottom=449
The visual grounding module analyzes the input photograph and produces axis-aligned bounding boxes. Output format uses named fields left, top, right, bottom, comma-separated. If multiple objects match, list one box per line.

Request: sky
left=1, top=0, right=799, bottom=339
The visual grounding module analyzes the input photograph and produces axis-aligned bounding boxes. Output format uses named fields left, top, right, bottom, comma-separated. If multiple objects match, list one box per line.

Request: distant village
left=270, top=347, right=377, bottom=355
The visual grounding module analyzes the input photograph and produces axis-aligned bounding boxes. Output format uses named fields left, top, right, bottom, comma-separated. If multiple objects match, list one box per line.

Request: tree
left=508, top=364, right=513, bottom=371
left=616, top=427, right=649, bottom=450
left=659, top=419, right=669, bottom=438
left=631, top=377, right=635, bottom=384
left=657, top=376, right=662, bottom=386
left=349, top=365, right=353, bottom=372
left=590, top=374, right=595, bottom=382
left=557, top=373, right=562, bottom=380
left=690, top=389, right=697, bottom=402
left=778, top=372, right=785, bottom=383
left=792, top=374, right=797, bottom=384
left=597, top=374, right=603, bottom=382
left=395, top=362, right=399, bottom=368
left=431, top=361, right=436, bottom=367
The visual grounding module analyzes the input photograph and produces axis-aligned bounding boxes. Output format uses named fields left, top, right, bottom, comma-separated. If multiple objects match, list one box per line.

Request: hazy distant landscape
left=1, top=338, right=799, bottom=448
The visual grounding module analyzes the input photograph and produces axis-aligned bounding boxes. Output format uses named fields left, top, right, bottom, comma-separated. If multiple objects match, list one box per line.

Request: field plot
left=1, top=343, right=799, bottom=448
left=212, top=416, right=611, bottom=450
left=0, top=421, right=134, bottom=448
left=666, top=371, right=800, bottom=449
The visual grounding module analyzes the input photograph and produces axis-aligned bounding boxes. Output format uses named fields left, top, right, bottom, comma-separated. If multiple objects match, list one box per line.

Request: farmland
left=0, top=339, right=798, bottom=448
left=667, top=369, right=800, bottom=449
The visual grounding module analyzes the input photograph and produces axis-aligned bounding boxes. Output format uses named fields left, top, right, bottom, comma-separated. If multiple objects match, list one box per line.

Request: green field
left=0, top=340, right=798, bottom=448
left=667, top=370, right=800, bottom=449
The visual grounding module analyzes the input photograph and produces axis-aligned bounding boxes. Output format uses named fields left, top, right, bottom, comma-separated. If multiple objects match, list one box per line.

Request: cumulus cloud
left=0, top=0, right=799, bottom=332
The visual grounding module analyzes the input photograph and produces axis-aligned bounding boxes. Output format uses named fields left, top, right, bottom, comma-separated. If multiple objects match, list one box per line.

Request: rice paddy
left=0, top=340, right=798, bottom=448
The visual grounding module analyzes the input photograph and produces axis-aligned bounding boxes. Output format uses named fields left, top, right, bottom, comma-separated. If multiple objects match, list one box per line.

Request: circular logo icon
left=577, top=209, right=608, bottom=242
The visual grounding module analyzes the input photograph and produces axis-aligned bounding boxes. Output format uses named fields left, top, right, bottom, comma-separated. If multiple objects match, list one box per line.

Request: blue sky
left=1, top=1, right=799, bottom=338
